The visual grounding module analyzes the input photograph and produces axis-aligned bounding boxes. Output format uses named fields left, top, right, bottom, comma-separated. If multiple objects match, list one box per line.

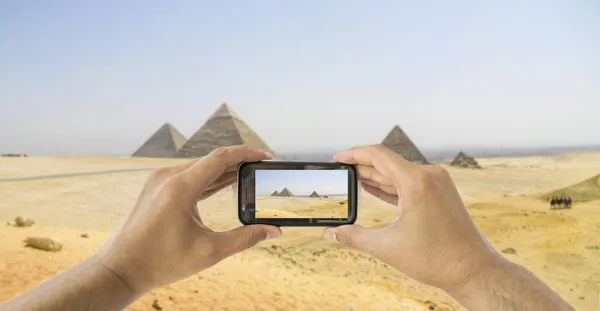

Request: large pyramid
left=309, top=191, right=320, bottom=198
left=381, top=125, right=429, bottom=165
left=132, top=123, right=187, bottom=158
left=178, top=103, right=275, bottom=157
left=278, top=187, right=294, bottom=197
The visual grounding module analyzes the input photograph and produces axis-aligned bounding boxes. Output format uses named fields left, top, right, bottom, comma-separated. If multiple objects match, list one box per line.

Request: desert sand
left=256, top=196, right=348, bottom=218
left=1, top=152, right=600, bottom=310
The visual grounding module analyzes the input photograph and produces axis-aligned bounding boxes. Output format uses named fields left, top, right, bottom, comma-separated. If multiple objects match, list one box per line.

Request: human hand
left=95, top=146, right=282, bottom=295
left=322, top=145, right=501, bottom=293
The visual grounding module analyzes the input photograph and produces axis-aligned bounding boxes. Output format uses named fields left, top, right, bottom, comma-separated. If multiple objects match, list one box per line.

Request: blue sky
left=0, top=0, right=598, bottom=155
left=256, top=170, right=348, bottom=196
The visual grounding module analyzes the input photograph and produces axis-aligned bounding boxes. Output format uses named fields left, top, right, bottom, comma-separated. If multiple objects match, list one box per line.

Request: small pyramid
left=270, top=190, right=279, bottom=196
left=323, top=195, right=329, bottom=198
left=381, top=125, right=429, bottom=164
left=132, top=123, right=187, bottom=158
left=178, top=103, right=275, bottom=157
left=278, top=187, right=294, bottom=197
left=450, top=151, right=481, bottom=169
left=309, top=191, right=320, bottom=198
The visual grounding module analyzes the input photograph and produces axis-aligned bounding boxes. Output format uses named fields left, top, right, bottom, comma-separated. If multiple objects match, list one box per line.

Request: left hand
left=95, top=146, right=281, bottom=295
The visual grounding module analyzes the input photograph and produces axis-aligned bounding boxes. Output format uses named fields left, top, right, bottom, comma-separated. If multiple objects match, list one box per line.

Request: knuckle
left=431, top=165, right=450, bottom=178
left=345, top=232, right=354, bottom=249
left=206, top=240, right=220, bottom=257
left=237, top=145, right=252, bottom=152
left=211, top=147, right=229, bottom=158
left=149, top=167, right=172, bottom=181
left=156, top=182, right=178, bottom=203
left=155, top=176, right=187, bottom=203
left=414, top=170, right=437, bottom=189
left=244, top=231, right=262, bottom=249
left=165, top=175, right=186, bottom=189
left=373, top=144, right=387, bottom=151
left=413, top=166, right=450, bottom=191
left=199, top=237, right=219, bottom=258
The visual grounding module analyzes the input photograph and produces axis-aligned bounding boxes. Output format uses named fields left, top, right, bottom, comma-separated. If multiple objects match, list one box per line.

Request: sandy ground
left=1, top=152, right=600, bottom=310
left=256, top=196, right=348, bottom=218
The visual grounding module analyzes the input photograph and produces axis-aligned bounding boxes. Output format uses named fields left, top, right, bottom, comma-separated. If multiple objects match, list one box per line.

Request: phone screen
left=237, top=161, right=357, bottom=227
left=255, top=169, right=349, bottom=219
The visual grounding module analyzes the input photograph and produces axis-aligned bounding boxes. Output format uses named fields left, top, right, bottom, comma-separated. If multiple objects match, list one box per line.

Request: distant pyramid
left=132, top=123, right=187, bottom=158
left=323, top=195, right=329, bottom=198
left=278, top=187, right=294, bottom=197
left=309, top=191, right=320, bottom=198
left=381, top=125, right=429, bottom=164
left=450, top=151, right=481, bottom=169
left=178, top=103, right=275, bottom=157
left=270, top=190, right=279, bottom=196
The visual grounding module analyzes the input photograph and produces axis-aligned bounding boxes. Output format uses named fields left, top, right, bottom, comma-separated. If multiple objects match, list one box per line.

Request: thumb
left=323, top=225, right=382, bottom=254
left=217, top=225, right=282, bottom=256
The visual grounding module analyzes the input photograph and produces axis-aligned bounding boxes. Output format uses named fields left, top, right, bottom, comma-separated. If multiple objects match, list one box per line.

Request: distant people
left=549, top=196, right=574, bottom=210
left=558, top=196, right=564, bottom=209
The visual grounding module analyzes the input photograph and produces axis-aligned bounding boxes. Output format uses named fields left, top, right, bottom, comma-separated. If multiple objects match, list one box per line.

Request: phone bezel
left=237, top=161, right=358, bottom=227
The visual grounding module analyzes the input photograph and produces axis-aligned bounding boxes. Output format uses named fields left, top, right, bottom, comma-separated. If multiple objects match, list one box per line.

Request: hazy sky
left=1, top=0, right=598, bottom=156
left=256, top=170, right=348, bottom=196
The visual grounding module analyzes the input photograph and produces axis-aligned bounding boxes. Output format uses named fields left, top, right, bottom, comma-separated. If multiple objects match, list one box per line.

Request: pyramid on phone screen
left=132, top=123, right=187, bottom=158
left=381, top=125, right=429, bottom=165
left=178, top=103, right=275, bottom=158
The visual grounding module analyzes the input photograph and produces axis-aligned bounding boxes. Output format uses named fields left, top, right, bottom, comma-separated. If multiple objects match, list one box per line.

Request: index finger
left=333, top=144, right=417, bottom=188
left=179, top=146, right=272, bottom=196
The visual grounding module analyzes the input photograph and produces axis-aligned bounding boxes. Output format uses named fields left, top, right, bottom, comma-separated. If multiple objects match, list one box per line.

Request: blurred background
left=1, top=0, right=598, bottom=159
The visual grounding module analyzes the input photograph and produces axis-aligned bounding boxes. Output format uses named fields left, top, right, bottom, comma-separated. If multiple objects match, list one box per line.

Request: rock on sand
left=23, top=237, right=63, bottom=252
left=14, top=216, right=35, bottom=227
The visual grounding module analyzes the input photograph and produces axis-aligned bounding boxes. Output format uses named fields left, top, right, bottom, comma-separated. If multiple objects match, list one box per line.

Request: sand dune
left=256, top=196, right=348, bottom=218
left=539, top=174, right=600, bottom=202
left=1, top=151, right=600, bottom=310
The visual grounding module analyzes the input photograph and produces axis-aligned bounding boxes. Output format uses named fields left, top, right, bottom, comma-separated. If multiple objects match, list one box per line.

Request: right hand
left=323, top=144, right=502, bottom=293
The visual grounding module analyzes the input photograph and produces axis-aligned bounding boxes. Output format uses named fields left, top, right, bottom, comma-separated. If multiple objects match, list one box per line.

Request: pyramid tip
left=215, top=102, right=239, bottom=117
left=158, top=122, right=175, bottom=130
left=386, top=125, right=403, bottom=134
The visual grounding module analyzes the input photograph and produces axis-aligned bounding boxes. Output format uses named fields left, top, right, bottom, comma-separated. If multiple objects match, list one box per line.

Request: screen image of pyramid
left=255, top=170, right=349, bottom=218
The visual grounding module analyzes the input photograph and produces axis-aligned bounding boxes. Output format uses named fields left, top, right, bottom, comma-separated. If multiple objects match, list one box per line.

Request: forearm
left=448, top=258, right=575, bottom=311
left=0, top=255, right=141, bottom=311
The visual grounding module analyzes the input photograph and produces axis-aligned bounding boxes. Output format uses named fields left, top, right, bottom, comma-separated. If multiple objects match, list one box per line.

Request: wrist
left=446, top=255, right=516, bottom=305
left=95, top=242, right=155, bottom=296
left=88, top=255, right=144, bottom=303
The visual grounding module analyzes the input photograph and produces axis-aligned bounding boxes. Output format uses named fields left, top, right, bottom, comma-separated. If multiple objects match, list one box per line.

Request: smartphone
left=237, top=161, right=358, bottom=227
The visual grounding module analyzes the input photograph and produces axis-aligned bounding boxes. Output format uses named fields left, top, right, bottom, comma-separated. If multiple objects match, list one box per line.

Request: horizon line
left=3, top=144, right=600, bottom=158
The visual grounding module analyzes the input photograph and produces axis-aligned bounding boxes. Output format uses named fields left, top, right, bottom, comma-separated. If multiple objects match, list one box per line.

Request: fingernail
left=265, top=152, right=273, bottom=159
left=323, top=230, right=339, bottom=243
